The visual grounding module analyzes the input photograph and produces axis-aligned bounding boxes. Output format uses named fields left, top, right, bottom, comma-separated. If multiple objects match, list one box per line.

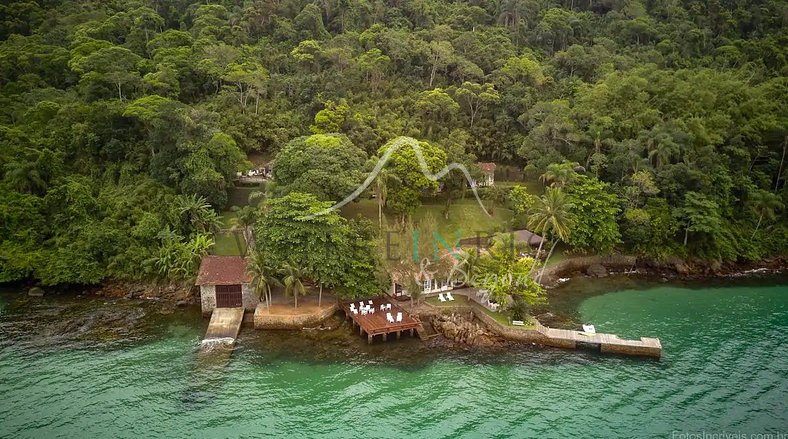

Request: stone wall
left=419, top=293, right=549, bottom=345
left=466, top=300, right=549, bottom=344
left=241, top=283, right=259, bottom=310
left=199, top=283, right=258, bottom=316
left=254, top=303, right=339, bottom=329
left=200, top=285, right=216, bottom=316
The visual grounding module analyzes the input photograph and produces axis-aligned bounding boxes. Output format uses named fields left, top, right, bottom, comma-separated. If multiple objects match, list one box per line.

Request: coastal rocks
left=431, top=314, right=497, bottom=346
left=535, top=312, right=559, bottom=327
left=28, top=287, right=45, bottom=297
left=586, top=263, right=608, bottom=277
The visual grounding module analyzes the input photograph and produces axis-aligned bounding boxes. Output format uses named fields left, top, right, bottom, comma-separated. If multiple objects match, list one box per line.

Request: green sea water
left=0, top=280, right=786, bottom=438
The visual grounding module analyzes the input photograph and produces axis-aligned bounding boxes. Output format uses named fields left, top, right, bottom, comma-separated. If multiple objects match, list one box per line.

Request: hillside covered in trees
left=0, top=0, right=786, bottom=286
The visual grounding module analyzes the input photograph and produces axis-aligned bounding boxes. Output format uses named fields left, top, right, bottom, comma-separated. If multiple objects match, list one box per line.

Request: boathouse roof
left=196, top=256, right=251, bottom=286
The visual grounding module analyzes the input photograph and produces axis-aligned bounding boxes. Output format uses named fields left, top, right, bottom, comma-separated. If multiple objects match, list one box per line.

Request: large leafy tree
left=272, top=134, right=367, bottom=202
left=255, top=192, right=384, bottom=299
left=377, top=137, right=447, bottom=222
left=564, top=175, right=621, bottom=253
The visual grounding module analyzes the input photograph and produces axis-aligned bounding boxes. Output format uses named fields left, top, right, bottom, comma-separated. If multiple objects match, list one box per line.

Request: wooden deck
left=341, top=297, right=422, bottom=344
left=200, top=308, right=245, bottom=353
left=535, top=321, right=662, bottom=358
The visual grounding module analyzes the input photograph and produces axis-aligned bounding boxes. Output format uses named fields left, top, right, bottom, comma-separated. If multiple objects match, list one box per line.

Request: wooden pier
left=200, top=308, right=245, bottom=353
left=341, top=297, right=422, bottom=344
left=534, top=320, right=662, bottom=358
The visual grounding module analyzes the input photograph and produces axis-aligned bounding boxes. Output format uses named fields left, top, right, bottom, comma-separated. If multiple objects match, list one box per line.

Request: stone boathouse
left=196, top=255, right=258, bottom=316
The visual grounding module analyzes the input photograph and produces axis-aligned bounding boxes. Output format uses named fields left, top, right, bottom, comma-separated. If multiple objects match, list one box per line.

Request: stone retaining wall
left=421, top=293, right=549, bottom=344
left=254, top=303, right=339, bottom=329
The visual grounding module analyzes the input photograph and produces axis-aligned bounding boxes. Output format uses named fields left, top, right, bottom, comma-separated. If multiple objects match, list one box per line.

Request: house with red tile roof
left=474, top=162, right=496, bottom=187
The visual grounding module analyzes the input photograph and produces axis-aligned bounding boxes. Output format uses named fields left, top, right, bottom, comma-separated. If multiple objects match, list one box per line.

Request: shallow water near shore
left=0, top=277, right=787, bottom=438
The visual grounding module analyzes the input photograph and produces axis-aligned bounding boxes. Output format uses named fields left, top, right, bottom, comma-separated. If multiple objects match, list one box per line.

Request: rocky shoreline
left=429, top=313, right=501, bottom=347
left=540, top=254, right=787, bottom=287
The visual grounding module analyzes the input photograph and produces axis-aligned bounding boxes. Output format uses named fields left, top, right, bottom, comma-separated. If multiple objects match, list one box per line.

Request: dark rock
left=537, top=312, right=554, bottom=319
left=28, top=287, right=45, bottom=297
left=587, top=264, right=608, bottom=277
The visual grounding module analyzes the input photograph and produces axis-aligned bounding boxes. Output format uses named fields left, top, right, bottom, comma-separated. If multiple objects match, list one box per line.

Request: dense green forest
left=0, top=0, right=786, bottom=287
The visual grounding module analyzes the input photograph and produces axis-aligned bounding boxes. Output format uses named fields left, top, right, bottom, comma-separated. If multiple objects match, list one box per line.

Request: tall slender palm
left=645, top=133, right=680, bottom=170
left=527, top=187, right=574, bottom=282
left=749, top=189, right=783, bottom=239
left=229, top=205, right=257, bottom=248
left=247, top=251, right=280, bottom=312
left=457, top=247, right=481, bottom=286
left=281, top=263, right=308, bottom=308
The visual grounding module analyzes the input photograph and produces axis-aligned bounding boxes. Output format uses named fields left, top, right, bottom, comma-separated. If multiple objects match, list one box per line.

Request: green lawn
left=341, top=198, right=513, bottom=239
left=213, top=211, right=246, bottom=256
left=424, top=294, right=470, bottom=307
left=227, top=185, right=262, bottom=208
left=424, top=294, right=535, bottom=329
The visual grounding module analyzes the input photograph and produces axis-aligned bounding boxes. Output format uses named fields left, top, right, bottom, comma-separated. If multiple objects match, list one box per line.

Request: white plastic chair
left=386, top=312, right=394, bottom=323
left=386, top=303, right=392, bottom=310
left=446, top=292, right=454, bottom=301
left=368, top=300, right=373, bottom=305
left=396, top=312, right=403, bottom=322
left=438, top=293, right=446, bottom=302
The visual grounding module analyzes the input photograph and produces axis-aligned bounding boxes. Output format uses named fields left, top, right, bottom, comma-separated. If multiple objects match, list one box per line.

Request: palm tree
left=484, top=184, right=508, bottom=215
left=456, top=247, right=481, bottom=285
left=310, top=265, right=333, bottom=308
left=229, top=205, right=257, bottom=248
left=4, top=160, right=47, bottom=194
left=177, top=194, right=222, bottom=234
left=281, top=263, right=308, bottom=308
left=645, top=132, right=680, bottom=170
left=247, top=251, right=280, bottom=311
left=248, top=181, right=273, bottom=207
left=540, top=162, right=578, bottom=188
left=527, top=187, right=574, bottom=282
left=749, top=189, right=783, bottom=239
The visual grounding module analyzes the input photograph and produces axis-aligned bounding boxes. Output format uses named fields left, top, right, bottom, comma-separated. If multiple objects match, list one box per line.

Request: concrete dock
left=200, top=308, right=245, bottom=352
left=534, top=320, right=662, bottom=358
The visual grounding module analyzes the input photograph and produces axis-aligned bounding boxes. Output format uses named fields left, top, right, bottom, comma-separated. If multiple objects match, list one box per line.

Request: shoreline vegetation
left=15, top=252, right=786, bottom=310
left=1, top=1, right=786, bottom=355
